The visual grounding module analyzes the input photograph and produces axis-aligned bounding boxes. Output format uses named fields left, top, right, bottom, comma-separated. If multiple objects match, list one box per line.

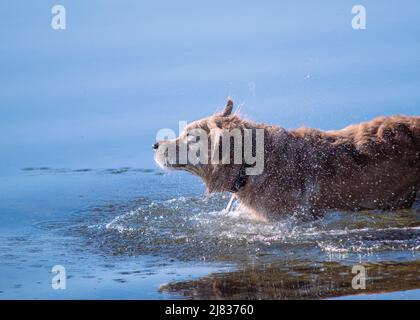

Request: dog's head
left=153, top=99, right=265, bottom=193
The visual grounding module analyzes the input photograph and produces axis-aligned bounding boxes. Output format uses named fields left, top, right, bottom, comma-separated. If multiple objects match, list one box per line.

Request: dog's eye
left=187, top=134, right=197, bottom=143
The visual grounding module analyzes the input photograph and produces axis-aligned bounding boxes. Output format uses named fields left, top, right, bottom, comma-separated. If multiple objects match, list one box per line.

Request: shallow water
left=1, top=1, right=420, bottom=299
left=0, top=168, right=419, bottom=299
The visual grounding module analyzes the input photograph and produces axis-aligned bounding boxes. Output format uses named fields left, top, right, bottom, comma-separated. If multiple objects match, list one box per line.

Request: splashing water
left=12, top=168, right=419, bottom=299
left=224, top=195, right=236, bottom=213
left=53, top=193, right=420, bottom=264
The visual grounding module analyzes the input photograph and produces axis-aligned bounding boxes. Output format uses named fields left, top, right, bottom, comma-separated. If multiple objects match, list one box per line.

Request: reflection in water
left=35, top=179, right=420, bottom=299
left=160, top=260, right=420, bottom=299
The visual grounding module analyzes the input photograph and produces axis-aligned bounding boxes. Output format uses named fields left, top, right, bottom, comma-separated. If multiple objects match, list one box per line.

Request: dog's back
left=338, top=115, right=420, bottom=156
left=294, top=115, right=420, bottom=211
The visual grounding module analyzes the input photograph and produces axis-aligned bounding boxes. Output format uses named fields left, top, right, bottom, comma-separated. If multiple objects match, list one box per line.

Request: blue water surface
left=0, top=1, right=419, bottom=299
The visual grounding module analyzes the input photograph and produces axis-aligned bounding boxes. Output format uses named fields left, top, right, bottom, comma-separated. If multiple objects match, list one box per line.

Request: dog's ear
left=220, top=98, right=234, bottom=117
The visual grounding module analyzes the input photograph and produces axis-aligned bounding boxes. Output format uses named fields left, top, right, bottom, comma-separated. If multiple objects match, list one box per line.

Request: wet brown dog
left=154, top=99, right=420, bottom=218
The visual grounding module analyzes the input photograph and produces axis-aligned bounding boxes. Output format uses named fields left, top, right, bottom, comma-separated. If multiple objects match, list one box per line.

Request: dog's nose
left=153, top=142, right=159, bottom=150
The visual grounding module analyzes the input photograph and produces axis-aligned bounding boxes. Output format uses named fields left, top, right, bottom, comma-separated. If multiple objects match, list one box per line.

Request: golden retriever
left=154, top=99, right=420, bottom=218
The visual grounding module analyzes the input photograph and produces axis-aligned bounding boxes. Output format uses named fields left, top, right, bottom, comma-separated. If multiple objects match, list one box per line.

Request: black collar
left=230, top=164, right=252, bottom=193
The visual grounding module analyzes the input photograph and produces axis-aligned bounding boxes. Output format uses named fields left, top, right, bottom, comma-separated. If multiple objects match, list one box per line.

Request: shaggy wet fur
left=155, top=100, right=420, bottom=218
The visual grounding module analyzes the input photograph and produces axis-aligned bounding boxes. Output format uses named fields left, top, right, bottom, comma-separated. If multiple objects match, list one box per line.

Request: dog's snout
left=153, top=142, right=159, bottom=150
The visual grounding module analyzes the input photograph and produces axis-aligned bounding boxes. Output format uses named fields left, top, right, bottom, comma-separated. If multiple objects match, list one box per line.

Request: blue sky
left=1, top=0, right=419, bottom=171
